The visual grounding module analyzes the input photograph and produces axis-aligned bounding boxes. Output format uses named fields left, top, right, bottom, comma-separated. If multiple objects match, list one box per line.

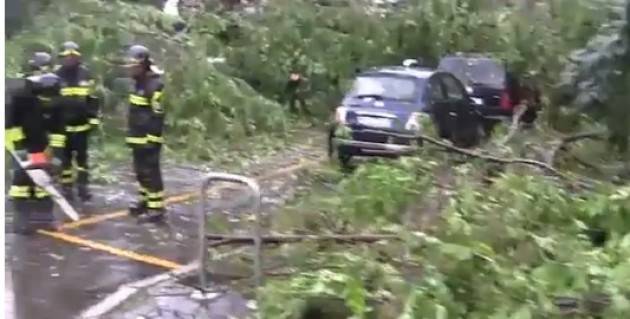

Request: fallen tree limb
left=500, top=103, right=528, bottom=145
left=207, top=233, right=399, bottom=246
left=546, top=131, right=606, bottom=166
left=416, top=134, right=567, bottom=178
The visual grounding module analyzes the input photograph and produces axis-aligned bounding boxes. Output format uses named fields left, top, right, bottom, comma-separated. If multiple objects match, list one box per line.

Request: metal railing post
left=197, top=173, right=262, bottom=290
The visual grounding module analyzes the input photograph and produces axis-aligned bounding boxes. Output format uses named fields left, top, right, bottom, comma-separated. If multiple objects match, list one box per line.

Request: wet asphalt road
left=5, top=134, right=324, bottom=319
left=5, top=165, right=208, bottom=319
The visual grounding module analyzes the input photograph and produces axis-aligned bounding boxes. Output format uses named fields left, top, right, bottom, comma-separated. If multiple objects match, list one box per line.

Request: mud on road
left=5, top=128, right=326, bottom=319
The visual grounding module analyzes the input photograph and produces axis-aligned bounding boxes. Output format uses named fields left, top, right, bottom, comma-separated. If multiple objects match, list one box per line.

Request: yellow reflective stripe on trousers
left=129, top=94, right=150, bottom=106
left=147, top=200, right=164, bottom=209
left=126, top=137, right=148, bottom=144
left=89, top=118, right=101, bottom=125
left=9, top=186, right=30, bottom=198
left=49, top=134, right=66, bottom=147
left=66, top=124, right=91, bottom=132
left=147, top=135, right=164, bottom=143
left=61, top=87, right=90, bottom=96
left=61, top=170, right=75, bottom=183
left=146, top=191, right=164, bottom=199
left=34, top=187, right=50, bottom=198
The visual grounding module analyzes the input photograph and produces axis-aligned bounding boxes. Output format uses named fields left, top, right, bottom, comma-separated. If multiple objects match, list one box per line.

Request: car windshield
left=348, top=75, right=418, bottom=101
left=439, top=58, right=505, bottom=87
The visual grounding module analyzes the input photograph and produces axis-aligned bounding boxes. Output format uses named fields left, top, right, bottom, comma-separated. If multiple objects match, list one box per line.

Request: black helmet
left=28, top=52, right=52, bottom=71
left=26, top=73, right=61, bottom=96
left=125, top=44, right=151, bottom=65
left=59, top=41, right=81, bottom=57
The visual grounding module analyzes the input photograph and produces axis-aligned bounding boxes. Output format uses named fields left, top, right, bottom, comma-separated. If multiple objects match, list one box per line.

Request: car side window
left=441, top=74, right=466, bottom=101
left=425, top=77, right=446, bottom=103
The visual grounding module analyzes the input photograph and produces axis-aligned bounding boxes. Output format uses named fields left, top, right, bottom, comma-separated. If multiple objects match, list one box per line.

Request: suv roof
left=361, top=66, right=435, bottom=79
left=442, top=52, right=497, bottom=60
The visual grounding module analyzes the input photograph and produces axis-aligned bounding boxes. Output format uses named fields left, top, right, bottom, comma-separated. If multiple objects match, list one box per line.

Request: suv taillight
left=500, top=90, right=512, bottom=111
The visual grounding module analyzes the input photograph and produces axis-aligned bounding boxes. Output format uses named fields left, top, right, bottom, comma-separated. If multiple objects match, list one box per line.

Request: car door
left=440, top=73, right=481, bottom=147
left=424, top=75, right=452, bottom=138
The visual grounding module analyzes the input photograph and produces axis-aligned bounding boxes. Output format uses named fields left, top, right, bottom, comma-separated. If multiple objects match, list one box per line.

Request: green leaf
left=509, top=306, right=532, bottom=319
left=440, top=243, right=473, bottom=261
left=435, top=304, right=448, bottom=319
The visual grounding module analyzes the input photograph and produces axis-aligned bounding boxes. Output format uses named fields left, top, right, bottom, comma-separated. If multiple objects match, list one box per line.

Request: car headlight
left=335, top=106, right=348, bottom=124
left=405, top=112, right=423, bottom=131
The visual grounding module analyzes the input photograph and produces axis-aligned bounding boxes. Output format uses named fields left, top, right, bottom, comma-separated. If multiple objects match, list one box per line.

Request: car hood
left=342, top=96, right=417, bottom=119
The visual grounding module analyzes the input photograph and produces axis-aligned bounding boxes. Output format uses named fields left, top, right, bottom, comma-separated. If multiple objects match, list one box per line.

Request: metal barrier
left=197, top=173, right=262, bottom=290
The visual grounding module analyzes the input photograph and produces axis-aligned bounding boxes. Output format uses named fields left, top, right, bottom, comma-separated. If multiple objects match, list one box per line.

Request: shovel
left=9, top=151, right=80, bottom=222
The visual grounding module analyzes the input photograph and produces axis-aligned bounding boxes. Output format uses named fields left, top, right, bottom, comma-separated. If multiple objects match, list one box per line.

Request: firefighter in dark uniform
left=6, top=57, right=66, bottom=234
left=124, top=45, right=166, bottom=222
left=55, top=41, right=100, bottom=201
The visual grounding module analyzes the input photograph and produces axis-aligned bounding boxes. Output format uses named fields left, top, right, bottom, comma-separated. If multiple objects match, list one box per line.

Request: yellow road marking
left=37, top=229, right=182, bottom=269
left=59, top=159, right=318, bottom=230
left=36, top=159, right=320, bottom=271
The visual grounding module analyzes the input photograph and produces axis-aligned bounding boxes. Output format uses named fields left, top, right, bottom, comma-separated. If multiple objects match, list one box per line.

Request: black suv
left=437, top=54, right=540, bottom=132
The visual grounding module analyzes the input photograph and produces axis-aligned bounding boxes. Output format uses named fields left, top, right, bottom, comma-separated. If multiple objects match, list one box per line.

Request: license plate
left=357, top=117, right=391, bottom=128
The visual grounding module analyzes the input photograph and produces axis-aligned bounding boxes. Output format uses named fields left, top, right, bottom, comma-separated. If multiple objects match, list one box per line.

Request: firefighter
left=124, top=45, right=166, bottom=222
left=6, top=65, right=66, bottom=234
left=55, top=41, right=100, bottom=201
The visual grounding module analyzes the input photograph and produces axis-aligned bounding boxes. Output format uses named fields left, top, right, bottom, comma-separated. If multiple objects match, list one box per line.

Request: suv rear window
left=438, top=58, right=505, bottom=87
left=348, top=75, right=419, bottom=102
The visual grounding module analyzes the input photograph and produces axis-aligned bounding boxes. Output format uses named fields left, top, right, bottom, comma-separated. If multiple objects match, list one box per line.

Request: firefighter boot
left=138, top=208, right=165, bottom=223
left=129, top=201, right=147, bottom=217
left=77, top=184, right=92, bottom=202
left=62, top=185, right=74, bottom=202
left=77, top=170, right=92, bottom=201
left=12, top=199, right=56, bottom=234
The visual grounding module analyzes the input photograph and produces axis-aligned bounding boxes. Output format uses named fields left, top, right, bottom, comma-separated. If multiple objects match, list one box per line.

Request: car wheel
left=453, top=117, right=482, bottom=148
left=327, top=127, right=336, bottom=159
left=430, top=113, right=451, bottom=139
left=338, top=151, right=352, bottom=168
left=328, top=129, right=352, bottom=169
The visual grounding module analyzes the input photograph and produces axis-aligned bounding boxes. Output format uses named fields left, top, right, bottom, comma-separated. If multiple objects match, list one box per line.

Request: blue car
left=328, top=60, right=483, bottom=166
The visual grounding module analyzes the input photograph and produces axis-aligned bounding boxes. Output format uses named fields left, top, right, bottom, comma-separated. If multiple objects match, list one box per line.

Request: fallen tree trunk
left=207, top=233, right=399, bottom=246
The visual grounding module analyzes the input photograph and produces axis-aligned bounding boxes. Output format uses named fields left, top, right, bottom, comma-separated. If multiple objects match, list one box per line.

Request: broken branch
left=545, top=131, right=606, bottom=166
left=417, top=134, right=567, bottom=178
left=207, top=233, right=399, bottom=246
left=500, top=103, right=528, bottom=145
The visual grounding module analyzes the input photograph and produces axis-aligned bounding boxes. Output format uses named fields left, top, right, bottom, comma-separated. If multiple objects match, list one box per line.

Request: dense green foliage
left=224, top=0, right=611, bottom=115
left=557, top=0, right=630, bottom=153
left=7, top=0, right=620, bottom=155
left=6, top=1, right=630, bottom=317
left=260, top=157, right=630, bottom=318
left=5, top=0, right=288, bottom=159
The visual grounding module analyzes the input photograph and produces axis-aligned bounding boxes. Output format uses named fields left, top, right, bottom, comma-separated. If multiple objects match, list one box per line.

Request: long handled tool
left=9, top=151, right=80, bottom=221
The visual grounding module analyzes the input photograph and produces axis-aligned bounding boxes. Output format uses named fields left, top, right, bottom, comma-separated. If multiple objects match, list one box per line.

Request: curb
left=77, top=262, right=199, bottom=319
